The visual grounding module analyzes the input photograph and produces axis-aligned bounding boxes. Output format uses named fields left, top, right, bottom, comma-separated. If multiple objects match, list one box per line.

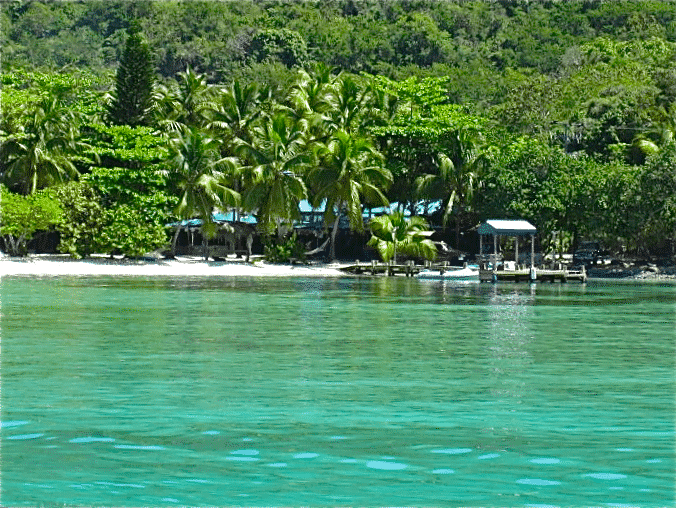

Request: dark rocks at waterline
left=589, top=265, right=676, bottom=279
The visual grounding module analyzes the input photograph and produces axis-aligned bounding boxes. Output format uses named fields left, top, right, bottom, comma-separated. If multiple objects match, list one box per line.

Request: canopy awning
left=477, top=220, right=537, bottom=236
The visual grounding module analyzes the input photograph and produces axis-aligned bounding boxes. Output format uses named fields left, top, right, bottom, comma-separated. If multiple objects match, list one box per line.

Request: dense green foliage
left=50, top=181, right=105, bottom=258
left=108, top=21, right=155, bottom=126
left=368, top=212, right=437, bottom=263
left=0, top=185, right=63, bottom=256
left=1, top=1, right=675, bottom=259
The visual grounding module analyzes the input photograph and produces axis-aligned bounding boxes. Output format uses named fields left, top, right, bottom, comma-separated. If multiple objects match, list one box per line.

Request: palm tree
left=367, top=212, right=437, bottom=264
left=237, top=111, right=310, bottom=237
left=327, top=74, right=371, bottom=135
left=204, top=80, right=271, bottom=225
left=416, top=126, right=486, bottom=249
left=287, top=63, right=339, bottom=143
left=1, top=96, right=83, bottom=195
left=153, top=66, right=213, bottom=132
left=204, top=79, right=270, bottom=150
left=310, top=130, right=391, bottom=260
left=168, top=126, right=240, bottom=259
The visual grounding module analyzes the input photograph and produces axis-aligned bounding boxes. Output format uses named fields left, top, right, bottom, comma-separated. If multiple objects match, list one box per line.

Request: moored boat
left=415, top=265, right=479, bottom=280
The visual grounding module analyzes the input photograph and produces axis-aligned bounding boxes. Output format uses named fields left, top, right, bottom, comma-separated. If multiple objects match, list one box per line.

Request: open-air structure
left=477, top=219, right=586, bottom=283
left=478, top=219, right=538, bottom=269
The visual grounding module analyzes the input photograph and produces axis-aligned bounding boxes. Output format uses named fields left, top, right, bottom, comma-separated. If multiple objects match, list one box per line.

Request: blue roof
left=299, top=199, right=326, bottom=213
left=168, top=212, right=257, bottom=227
left=363, top=200, right=441, bottom=217
left=213, top=211, right=258, bottom=224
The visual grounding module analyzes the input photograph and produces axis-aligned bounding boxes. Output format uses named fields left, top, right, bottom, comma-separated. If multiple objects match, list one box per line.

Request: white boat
left=415, top=266, right=479, bottom=281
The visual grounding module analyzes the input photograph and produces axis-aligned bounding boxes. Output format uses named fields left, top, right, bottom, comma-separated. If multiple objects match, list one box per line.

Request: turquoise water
left=1, top=275, right=674, bottom=506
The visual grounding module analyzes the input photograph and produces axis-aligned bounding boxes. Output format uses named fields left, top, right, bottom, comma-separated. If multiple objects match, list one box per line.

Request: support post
left=515, top=236, right=519, bottom=268
left=530, top=234, right=535, bottom=267
left=493, top=235, right=498, bottom=273
left=479, top=234, right=483, bottom=267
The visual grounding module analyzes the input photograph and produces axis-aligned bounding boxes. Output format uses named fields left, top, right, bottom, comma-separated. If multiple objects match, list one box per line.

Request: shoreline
left=1, top=254, right=674, bottom=280
left=0, top=254, right=348, bottom=278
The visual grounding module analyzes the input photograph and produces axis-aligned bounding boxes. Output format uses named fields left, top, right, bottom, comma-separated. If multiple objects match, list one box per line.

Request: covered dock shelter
left=477, top=219, right=586, bottom=282
left=478, top=219, right=538, bottom=268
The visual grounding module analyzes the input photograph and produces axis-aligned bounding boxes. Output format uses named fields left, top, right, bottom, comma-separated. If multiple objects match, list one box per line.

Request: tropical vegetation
left=1, top=0, right=675, bottom=262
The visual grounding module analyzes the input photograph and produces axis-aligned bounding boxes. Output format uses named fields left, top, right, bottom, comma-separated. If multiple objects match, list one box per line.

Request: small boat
left=415, top=266, right=479, bottom=281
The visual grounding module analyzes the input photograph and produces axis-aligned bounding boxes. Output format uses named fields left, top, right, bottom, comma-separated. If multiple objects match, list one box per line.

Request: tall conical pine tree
left=109, top=21, right=155, bottom=126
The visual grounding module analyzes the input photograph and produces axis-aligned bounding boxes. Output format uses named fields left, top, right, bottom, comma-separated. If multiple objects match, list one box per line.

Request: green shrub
left=263, top=234, right=306, bottom=263
left=0, top=185, right=63, bottom=256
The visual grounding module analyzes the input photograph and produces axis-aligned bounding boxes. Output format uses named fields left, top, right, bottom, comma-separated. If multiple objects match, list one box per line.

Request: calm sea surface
left=1, top=275, right=674, bottom=507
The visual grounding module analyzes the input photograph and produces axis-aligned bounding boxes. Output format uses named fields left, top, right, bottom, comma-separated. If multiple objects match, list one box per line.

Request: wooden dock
left=340, top=260, right=587, bottom=283
left=479, top=265, right=586, bottom=283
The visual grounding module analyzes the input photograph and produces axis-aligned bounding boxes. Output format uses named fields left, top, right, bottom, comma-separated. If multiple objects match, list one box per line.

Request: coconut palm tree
left=416, top=126, right=486, bottom=248
left=327, top=74, right=371, bottom=135
left=237, top=111, right=310, bottom=237
left=204, top=79, right=270, bottom=151
left=153, top=66, right=213, bottom=132
left=203, top=80, right=272, bottom=225
left=168, top=126, right=240, bottom=259
left=310, top=129, right=391, bottom=260
left=286, top=63, right=339, bottom=143
left=367, top=212, right=437, bottom=264
left=1, top=96, right=83, bottom=195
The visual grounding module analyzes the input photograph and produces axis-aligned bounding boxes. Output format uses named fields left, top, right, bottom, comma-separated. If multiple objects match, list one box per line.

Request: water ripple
left=366, top=460, right=407, bottom=470
left=584, top=473, right=626, bottom=480
left=517, top=478, right=561, bottom=486
left=293, top=452, right=319, bottom=459
left=230, top=449, right=259, bottom=456
left=95, top=481, right=145, bottom=488
left=0, top=421, right=29, bottom=429
left=431, top=448, right=472, bottom=455
left=69, top=437, right=115, bottom=444
left=7, top=433, right=44, bottom=440
left=478, top=453, right=500, bottom=460
left=114, top=444, right=165, bottom=451
left=226, top=456, right=258, bottom=462
left=530, top=458, right=560, bottom=465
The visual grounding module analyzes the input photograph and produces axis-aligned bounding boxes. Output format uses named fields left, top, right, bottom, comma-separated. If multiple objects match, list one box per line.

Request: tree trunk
left=455, top=203, right=464, bottom=250
left=329, top=210, right=341, bottom=261
left=202, top=230, right=209, bottom=261
left=171, top=225, right=182, bottom=257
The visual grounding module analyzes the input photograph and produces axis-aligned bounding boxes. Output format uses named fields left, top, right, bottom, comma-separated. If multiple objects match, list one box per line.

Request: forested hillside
left=1, top=0, right=675, bottom=259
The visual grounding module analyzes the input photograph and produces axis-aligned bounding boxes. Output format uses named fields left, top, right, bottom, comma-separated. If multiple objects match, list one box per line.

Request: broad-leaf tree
left=0, top=185, right=63, bottom=256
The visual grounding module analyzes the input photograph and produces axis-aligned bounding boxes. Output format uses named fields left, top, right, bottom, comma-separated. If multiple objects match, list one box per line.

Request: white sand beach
left=0, top=253, right=347, bottom=278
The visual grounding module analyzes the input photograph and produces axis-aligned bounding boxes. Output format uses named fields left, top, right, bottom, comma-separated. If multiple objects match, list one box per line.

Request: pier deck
left=479, top=266, right=586, bottom=283
left=340, top=261, right=586, bottom=282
